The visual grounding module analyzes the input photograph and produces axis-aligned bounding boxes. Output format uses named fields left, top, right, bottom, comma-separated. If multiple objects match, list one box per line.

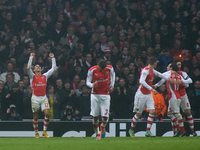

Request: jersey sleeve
left=155, top=71, right=170, bottom=87
left=153, top=69, right=169, bottom=80
left=86, top=69, right=94, bottom=88
left=180, top=75, right=193, bottom=85
left=182, top=72, right=193, bottom=85
left=109, top=66, right=115, bottom=87
left=27, top=56, right=35, bottom=79
left=43, top=58, right=56, bottom=79
left=139, top=69, right=152, bottom=90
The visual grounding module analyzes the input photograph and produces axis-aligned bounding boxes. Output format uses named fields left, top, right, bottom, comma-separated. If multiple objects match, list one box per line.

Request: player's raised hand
left=30, top=53, right=35, bottom=57
left=108, top=86, right=114, bottom=93
left=93, top=81, right=98, bottom=88
left=49, top=53, right=54, bottom=58
left=151, top=89, right=157, bottom=95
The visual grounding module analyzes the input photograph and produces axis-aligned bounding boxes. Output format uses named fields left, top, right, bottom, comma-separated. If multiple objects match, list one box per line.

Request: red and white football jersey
left=178, top=70, right=190, bottom=96
left=86, top=65, right=115, bottom=95
left=137, top=67, right=154, bottom=95
left=27, top=56, right=56, bottom=97
left=165, top=71, right=182, bottom=100
left=137, top=66, right=168, bottom=95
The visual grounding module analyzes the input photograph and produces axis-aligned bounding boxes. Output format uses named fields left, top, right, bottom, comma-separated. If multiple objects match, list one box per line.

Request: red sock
left=146, top=114, right=154, bottom=131
left=131, top=114, right=138, bottom=130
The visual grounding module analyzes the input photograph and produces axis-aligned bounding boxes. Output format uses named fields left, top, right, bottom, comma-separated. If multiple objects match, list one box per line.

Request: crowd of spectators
left=0, top=0, right=200, bottom=121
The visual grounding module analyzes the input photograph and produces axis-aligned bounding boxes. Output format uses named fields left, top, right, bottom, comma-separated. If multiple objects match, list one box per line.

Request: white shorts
left=133, top=91, right=155, bottom=113
left=168, top=98, right=181, bottom=113
left=180, top=94, right=191, bottom=111
left=90, top=94, right=110, bottom=117
left=31, top=94, right=50, bottom=113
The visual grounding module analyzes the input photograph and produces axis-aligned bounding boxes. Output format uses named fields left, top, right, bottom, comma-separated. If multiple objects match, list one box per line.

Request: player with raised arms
left=27, top=53, right=57, bottom=138
left=129, top=56, right=172, bottom=137
left=86, top=59, right=115, bottom=140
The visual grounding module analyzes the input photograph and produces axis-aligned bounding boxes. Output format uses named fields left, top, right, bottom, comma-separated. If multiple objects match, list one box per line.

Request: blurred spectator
left=0, top=61, right=20, bottom=83
left=60, top=26, right=79, bottom=49
left=4, top=73, right=17, bottom=91
left=47, top=85, right=60, bottom=119
left=112, top=78, right=132, bottom=119
left=76, top=85, right=90, bottom=117
left=55, top=78, right=64, bottom=94
left=83, top=53, right=92, bottom=71
left=60, top=80, right=76, bottom=117
left=157, top=48, right=171, bottom=72
left=60, top=105, right=75, bottom=121
left=188, top=80, right=200, bottom=118
left=75, top=79, right=86, bottom=97
left=1, top=104, right=23, bottom=121
left=23, top=85, right=33, bottom=119
left=151, top=91, right=167, bottom=121
left=158, top=84, right=168, bottom=109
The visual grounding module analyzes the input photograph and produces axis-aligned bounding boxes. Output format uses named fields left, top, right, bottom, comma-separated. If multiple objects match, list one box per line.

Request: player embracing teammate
left=155, top=62, right=197, bottom=137
left=28, top=53, right=57, bottom=138
left=129, top=56, right=173, bottom=137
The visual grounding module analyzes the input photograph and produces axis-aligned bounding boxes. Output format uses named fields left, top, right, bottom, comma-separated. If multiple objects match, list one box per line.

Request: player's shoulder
left=106, top=65, right=113, bottom=68
left=106, top=65, right=113, bottom=70
left=142, top=67, right=149, bottom=73
left=89, top=65, right=97, bottom=71
left=164, top=70, right=171, bottom=75
left=144, top=66, right=149, bottom=71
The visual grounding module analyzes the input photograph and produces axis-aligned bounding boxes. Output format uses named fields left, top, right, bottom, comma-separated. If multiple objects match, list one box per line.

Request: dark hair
left=148, top=56, right=157, bottom=65
left=98, top=59, right=107, bottom=69
left=81, top=85, right=88, bottom=90
left=170, top=62, right=179, bottom=72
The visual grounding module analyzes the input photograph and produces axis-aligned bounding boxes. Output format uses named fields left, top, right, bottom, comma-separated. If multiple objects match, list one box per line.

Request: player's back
left=137, top=66, right=154, bottom=94
left=167, top=71, right=181, bottom=100
left=90, top=65, right=112, bottom=95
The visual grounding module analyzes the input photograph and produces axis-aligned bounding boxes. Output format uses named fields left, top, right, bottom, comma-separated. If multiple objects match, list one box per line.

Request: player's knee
left=33, top=116, right=38, bottom=121
left=136, top=113, right=142, bottom=118
left=167, top=112, right=172, bottom=118
left=149, top=110, right=155, bottom=116
left=45, top=113, right=50, bottom=118
left=184, top=109, right=191, bottom=116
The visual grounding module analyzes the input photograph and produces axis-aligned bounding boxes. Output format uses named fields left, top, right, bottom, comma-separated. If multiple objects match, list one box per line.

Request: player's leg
left=31, top=97, right=40, bottom=138
left=181, top=95, right=197, bottom=136
left=145, top=94, right=156, bottom=137
left=100, top=95, right=110, bottom=138
left=167, top=101, right=180, bottom=136
left=129, top=94, right=145, bottom=137
left=41, top=97, right=50, bottom=138
left=90, top=94, right=101, bottom=140
left=172, top=99, right=186, bottom=137
left=33, top=111, right=39, bottom=138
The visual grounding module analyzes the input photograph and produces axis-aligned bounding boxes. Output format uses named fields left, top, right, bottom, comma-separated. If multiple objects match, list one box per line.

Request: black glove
left=157, top=114, right=162, bottom=120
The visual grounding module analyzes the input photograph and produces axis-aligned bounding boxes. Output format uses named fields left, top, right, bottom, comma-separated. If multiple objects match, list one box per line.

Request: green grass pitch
left=0, top=137, right=200, bottom=150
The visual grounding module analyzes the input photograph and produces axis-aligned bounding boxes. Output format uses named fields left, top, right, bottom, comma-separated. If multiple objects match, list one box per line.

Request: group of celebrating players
left=27, top=52, right=197, bottom=139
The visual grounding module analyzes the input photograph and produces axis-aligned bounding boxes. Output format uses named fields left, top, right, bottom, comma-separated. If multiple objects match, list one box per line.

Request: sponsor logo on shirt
left=97, top=78, right=108, bottom=82
left=35, top=82, right=46, bottom=86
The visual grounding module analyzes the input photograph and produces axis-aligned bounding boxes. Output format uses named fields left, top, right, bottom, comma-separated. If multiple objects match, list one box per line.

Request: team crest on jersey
left=106, top=71, right=109, bottom=74
left=42, top=76, right=44, bottom=79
